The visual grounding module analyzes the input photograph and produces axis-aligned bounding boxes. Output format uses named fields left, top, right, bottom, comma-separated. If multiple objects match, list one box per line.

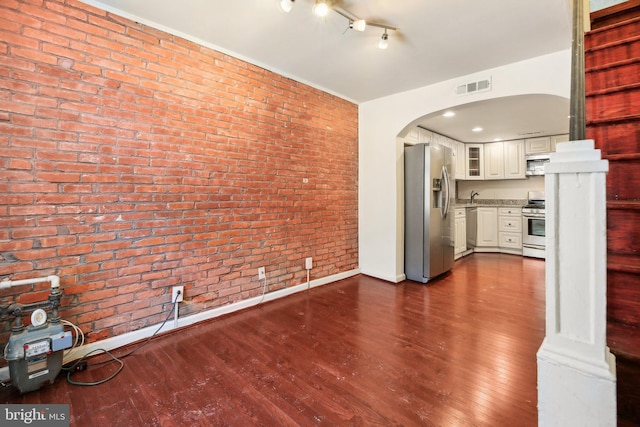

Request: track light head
left=312, top=0, right=331, bottom=17
left=280, top=0, right=295, bottom=13
left=378, top=30, right=389, bottom=49
left=350, top=19, right=366, bottom=32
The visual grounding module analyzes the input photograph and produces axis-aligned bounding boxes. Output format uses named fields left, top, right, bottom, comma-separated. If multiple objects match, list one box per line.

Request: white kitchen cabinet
left=484, top=142, right=504, bottom=180
left=525, top=137, right=551, bottom=154
left=405, top=127, right=431, bottom=145
left=405, top=128, right=420, bottom=144
left=550, top=134, right=570, bottom=152
left=498, top=232, right=522, bottom=249
left=454, top=141, right=466, bottom=180
left=498, top=207, right=522, bottom=252
left=503, top=139, right=525, bottom=179
left=476, top=207, right=498, bottom=247
left=483, top=140, right=525, bottom=180
left=454, top=208, right=467, bottom=258
left=467, top=206, right=524, bottom=255
left=497, top=206, right=521, bottom=218
left=465, top=144, right=484, bottom=180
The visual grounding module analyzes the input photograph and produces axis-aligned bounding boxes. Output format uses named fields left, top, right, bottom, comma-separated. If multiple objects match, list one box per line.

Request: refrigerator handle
left=442, top=165, right=451, bottom=218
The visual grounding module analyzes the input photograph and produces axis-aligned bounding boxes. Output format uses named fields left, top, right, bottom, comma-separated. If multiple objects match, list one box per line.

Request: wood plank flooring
left=2, top=253, right=547, bottom=426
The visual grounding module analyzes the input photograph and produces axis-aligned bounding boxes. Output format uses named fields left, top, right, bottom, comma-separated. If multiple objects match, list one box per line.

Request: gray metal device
left=4, top=323, right=72, bottom=393
left=404, top=143, right=455, bottom=283
left=1, top=275, right=72, bottom=393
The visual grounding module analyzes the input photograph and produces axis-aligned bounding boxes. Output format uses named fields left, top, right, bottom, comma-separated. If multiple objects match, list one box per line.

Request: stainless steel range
left=522, top=191, right=545, bottom=259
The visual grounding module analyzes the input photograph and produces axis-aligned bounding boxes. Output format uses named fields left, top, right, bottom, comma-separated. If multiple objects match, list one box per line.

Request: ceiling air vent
left=518, top=131, right=543, bottom=136
left=455, top=77, right=492, bottom=96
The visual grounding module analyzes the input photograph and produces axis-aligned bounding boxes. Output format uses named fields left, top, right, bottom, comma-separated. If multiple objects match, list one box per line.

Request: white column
left=537, top=140, right=616, bottom=426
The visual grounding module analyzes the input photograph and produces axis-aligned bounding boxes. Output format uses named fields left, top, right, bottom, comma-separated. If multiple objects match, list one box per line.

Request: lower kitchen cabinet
left=476, top=207, right=498, bottom=247
left=461, top=205, right=524, bottom=256
left=498, top=207, right=522, bottom=254
left=454, top=208, right=467, bottom=258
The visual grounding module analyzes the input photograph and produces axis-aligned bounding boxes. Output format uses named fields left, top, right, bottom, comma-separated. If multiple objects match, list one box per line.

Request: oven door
left=522, top=212, right=545, bottom=248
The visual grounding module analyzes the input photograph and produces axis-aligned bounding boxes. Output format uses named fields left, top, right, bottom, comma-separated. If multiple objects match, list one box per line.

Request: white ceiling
left=81, top=0, right=574, bottom=142
left=418, top=94, right=571, bottom=143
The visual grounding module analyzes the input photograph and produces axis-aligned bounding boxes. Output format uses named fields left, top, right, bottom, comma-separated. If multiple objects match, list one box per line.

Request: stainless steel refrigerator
left=404, top=143, right=455, bottom=283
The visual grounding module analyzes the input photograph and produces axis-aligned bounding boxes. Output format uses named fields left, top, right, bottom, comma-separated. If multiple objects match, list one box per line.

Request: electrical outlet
left=172, top=286, right=184, bottom=303
left=305, top=257, right=313, bottom=270
left=258, top=267, right=266, bottom=280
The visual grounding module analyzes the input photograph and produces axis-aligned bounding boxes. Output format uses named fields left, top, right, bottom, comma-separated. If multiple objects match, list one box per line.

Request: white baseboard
left=471, top=247, right=501, bottom=253
left=359, top=269, right=404, bottom=284
left=0, top=268, right=360, bottom=382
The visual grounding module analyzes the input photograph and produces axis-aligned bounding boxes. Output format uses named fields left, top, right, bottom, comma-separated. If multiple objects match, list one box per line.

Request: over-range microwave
left=525, top=153, right=550, bottom=176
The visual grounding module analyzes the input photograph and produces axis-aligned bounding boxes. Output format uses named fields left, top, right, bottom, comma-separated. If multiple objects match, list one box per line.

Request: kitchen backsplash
left=457, top=175, right=544, bottom=200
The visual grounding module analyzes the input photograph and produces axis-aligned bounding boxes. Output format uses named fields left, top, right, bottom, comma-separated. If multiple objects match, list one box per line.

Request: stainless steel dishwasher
left=466, top=207, right=477, bottom=249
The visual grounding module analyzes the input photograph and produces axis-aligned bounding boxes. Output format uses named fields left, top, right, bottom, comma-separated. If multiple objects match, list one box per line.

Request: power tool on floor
left=1, top=275, right=72, bottom=393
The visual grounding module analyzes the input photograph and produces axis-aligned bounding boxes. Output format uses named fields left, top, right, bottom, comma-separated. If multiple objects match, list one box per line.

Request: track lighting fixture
left=280, top=0, right=295, bottom=13
left=280, top=0, right=397, bottom=49
left=378, top=30, right=389, bottom=50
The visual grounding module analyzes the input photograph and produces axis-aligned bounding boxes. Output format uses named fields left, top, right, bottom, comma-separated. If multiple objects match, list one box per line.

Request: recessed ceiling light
left=443, top=111, right=455, bottom=118
left=493, top=138, right=502, bottom=141
left=472, top=127, right=483, bottom=132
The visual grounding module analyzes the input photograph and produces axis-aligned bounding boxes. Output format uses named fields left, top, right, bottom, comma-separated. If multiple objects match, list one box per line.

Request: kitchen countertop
left=455, top=199, right=527, bottom=208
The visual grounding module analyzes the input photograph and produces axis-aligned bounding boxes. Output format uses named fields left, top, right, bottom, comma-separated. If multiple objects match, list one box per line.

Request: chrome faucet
left=470, top=190, right=479, bottom=203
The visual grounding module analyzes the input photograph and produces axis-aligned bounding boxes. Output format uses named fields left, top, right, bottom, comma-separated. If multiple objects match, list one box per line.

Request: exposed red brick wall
left=0, top=0, right=358, bottom=345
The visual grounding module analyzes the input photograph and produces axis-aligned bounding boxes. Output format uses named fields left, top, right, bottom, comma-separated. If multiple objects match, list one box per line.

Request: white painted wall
left=358, top=50, right=572, bottom=282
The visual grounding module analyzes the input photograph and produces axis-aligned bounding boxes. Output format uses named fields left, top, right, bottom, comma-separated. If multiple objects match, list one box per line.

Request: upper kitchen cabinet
left=483, top=140, right=525, bottom=180
left=405, top=128, right=469, bottom=181
left=484, top=141, right=504, bottom=179
left=550, top=134, right=569, bottom=152
left=525, top=134, right=569, bottom=154
left=465, top=144, right=484, bottom=180
left=525, top=137, right=551, bottom=154
left=503, top=140, right=525, bottom=179
left=405, top=128, right=429, bottom=145
left=454, top=141, right=466, bottom=180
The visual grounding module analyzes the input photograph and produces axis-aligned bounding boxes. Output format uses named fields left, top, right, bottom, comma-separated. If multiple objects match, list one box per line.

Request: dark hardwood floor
left=2, top=253, right=547, bottom=426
